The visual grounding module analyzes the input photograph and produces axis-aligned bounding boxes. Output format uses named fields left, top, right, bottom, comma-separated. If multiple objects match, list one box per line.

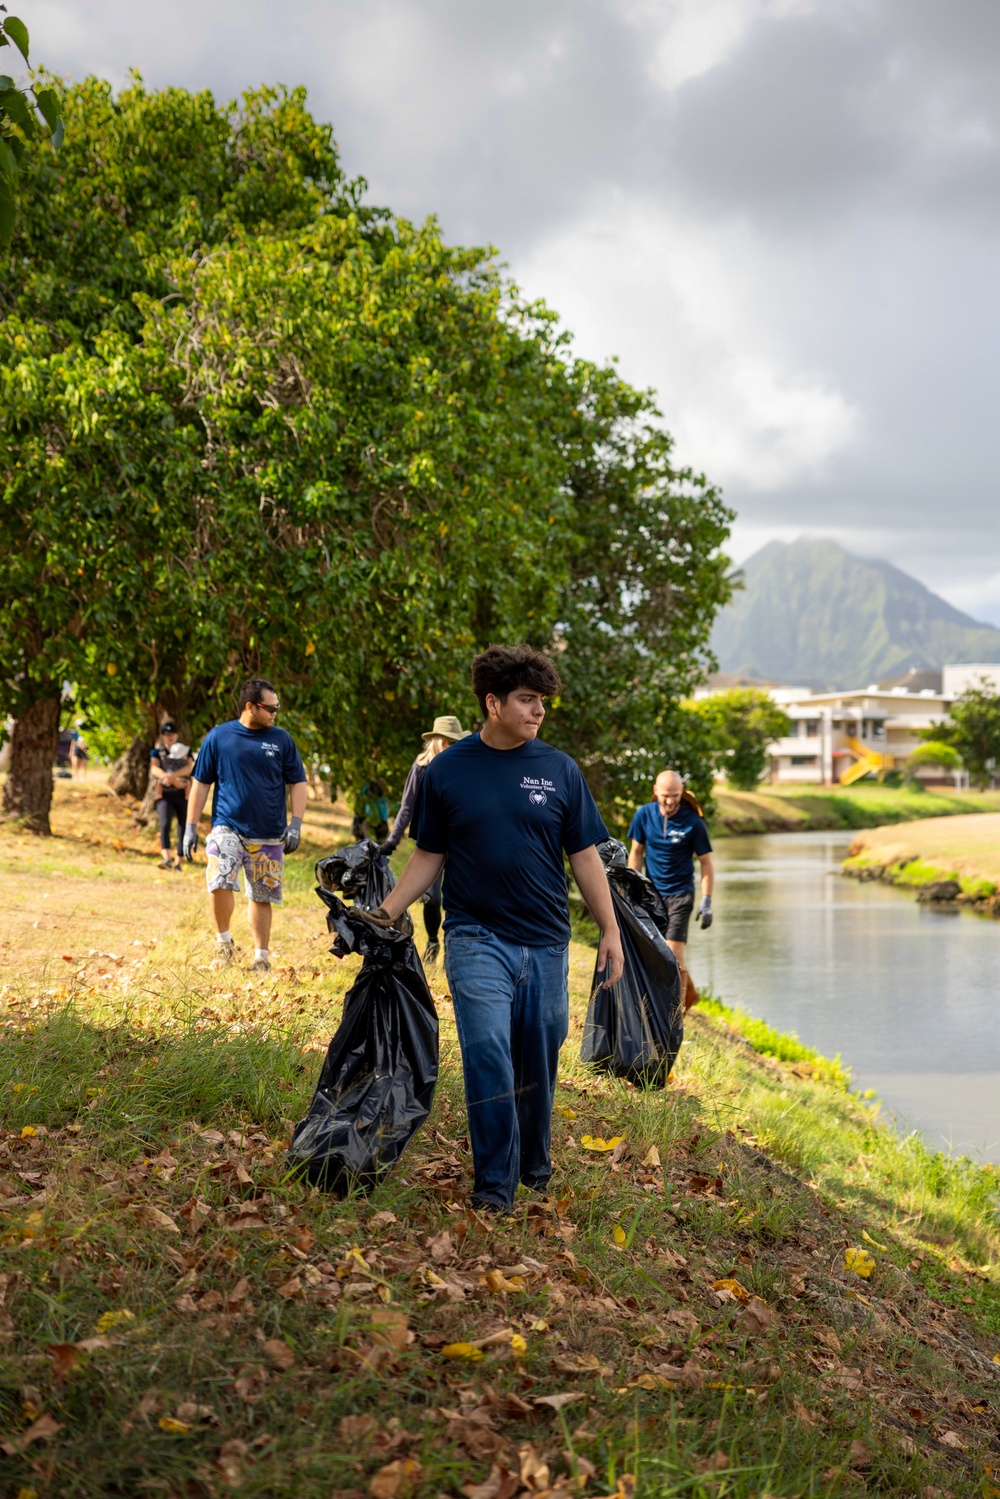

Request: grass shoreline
left=2, top=783, right=1000, bottom=1495
left=842, top=812, right=1000, bottom=914
left=712, top=784, right=1000, bottom=839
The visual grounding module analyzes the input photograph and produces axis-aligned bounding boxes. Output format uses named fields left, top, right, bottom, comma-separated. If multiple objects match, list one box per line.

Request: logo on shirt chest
left=521, top=775, right=555, bottom=807
left=261, top=741, right=280, bottom=759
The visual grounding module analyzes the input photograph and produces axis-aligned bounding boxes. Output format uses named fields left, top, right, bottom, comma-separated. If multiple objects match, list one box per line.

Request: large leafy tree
left=1, top=78, right=733, bottom=833
left=685, top=688, right=791, bottom=792
left=0, top=11, right=63, bottom=244
left=923, top=683, right=1000, bottom=789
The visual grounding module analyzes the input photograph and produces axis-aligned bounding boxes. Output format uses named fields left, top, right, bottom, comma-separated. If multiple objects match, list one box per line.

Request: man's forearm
left=628, top=840, right=644, bottom=873
left=187, top=779, right=210, bottom=824
left=569, top=846, right=618, bottom=935
left=288, top=781, right=308, bottom=821
left=700, top=854, right=714, bottom=898
left=379, top=848, right=445, bottom=920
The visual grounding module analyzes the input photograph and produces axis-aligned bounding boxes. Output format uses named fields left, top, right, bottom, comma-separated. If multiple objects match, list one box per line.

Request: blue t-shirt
left=191, top=721, right=306, bottom=839
left=627, top=801, right=712, bottom=896
left=410, top=734, right=609, bottom=946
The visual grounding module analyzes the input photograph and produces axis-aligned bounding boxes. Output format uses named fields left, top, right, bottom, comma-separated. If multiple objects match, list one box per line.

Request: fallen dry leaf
left=370, top=1456, right=422, bottom=1499
left=0, top=1412, right=62, bottom=1455
left=712, top=1278, right=750, bottom=1304
left=158, top=1416, right=192, bottom=1434
left=844, top=1247, right=875, bottom=1279
left=848, top=1440, right=872, bottom=1468
left=441, top=1342, right=485, bottom=1362
left=734, top=1297, right=775, bottom=1336
left=48, top=1343, right=78, bottom=1379
left=579, top=1135, right=624, bottom=1152
left=533, top=1392, right=584, bottom=1412
left=262, top=1338, right=295, bottom=1371
left=340, top=1413, right=376, bottom=1442
left=461, top=1462, right=520, bottom=1499
left=939, top=1430, right=964, bottom=1450
left=640, top=1144, right=661, bottom=1168
left=369, top=1211, right=398, bottom=1230
left=427, top=1228, right=458, bottom=1264
left=131, top=1204, right=180, bottom=1234
left=370, top=1308, right=410, bottom=1352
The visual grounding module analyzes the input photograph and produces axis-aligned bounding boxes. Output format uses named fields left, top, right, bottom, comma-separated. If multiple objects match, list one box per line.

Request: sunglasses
left=253, top=701, right=280, bottom=715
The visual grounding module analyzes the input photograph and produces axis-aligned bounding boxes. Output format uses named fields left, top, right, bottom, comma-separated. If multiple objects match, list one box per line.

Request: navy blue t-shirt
left=191, top=721, right=306, bottom=839
left=410, top=734, right=608, bottom=946
left=627, top=801, right=712, bottom=896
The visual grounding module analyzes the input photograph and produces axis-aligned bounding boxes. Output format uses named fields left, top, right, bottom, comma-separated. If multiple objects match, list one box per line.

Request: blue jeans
left=444, top=924, right=570, bottom=1211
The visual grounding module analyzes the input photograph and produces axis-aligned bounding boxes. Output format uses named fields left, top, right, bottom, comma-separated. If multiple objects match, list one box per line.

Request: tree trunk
left=1, top=695, right=61, bottom=834
left=108, top=734, right=152, bottom=799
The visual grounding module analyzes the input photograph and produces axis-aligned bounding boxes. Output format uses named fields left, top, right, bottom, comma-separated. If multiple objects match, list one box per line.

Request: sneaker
left=157, top=855, right=172, bottom=869
left=423, top=939, right=441, bottom=964
left=211, top=942, right=235, bottom=970
left=251, top=957, right=271, bottom=974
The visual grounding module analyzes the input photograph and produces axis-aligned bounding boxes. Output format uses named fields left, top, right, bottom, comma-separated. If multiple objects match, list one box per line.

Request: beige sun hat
left=422, top=714, right=470, bottom=743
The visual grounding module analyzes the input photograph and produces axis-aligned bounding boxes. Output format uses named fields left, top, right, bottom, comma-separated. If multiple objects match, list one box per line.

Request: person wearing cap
left=149, top=721, right=194, bottom=870
left=380, top=714, right=469, bottom=964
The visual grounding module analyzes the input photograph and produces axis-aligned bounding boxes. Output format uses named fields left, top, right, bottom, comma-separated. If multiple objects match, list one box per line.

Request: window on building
left=790, top=755, right=818, bottom=766
left=805, top=719, right=819, bottom=735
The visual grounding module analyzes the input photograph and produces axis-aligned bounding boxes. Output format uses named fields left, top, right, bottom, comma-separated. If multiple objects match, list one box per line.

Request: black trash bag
left=288, top=893, right=438, bottom=1193
left=316, top=839, right=413, bottom=937
left=580, top=838, right=683, bottom=1089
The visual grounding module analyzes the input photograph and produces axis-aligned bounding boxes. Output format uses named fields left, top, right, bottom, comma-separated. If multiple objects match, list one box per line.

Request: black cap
left=161, top=722, right=178, bottom=733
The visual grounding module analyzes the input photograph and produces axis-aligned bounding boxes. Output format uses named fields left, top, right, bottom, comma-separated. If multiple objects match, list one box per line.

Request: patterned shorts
left=206, top=825, right=284, bottom=904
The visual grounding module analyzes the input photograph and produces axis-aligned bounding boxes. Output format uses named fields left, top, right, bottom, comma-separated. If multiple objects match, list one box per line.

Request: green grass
left=697, top=994, right=851, bottom=1088
left=712, top=783, right=1000, bottom=837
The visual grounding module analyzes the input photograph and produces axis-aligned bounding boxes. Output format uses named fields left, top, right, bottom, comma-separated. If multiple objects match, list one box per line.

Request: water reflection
left=695, top=831, right=1000, bottom=1164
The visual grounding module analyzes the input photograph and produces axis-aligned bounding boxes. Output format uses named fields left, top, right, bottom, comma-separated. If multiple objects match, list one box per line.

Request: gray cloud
left=24, top=0, right=1000, bottom=621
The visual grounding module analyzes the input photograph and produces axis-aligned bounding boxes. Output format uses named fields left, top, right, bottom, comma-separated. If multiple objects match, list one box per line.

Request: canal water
left=697, top=831, right=1000, bottom=1165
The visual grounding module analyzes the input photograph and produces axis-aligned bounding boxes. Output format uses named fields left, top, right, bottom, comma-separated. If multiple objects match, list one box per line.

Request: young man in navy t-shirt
left=628, top=769, right=714, bottom=1007
left=368, top=645, right=625, bottom=1215
left=184, top=678, right=308, bottom=974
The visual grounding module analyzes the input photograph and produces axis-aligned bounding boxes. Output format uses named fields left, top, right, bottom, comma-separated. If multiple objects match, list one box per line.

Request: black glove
left=182, top=823, right=199, bottom=862
left=696, top=895, right=713, bottom=930
left=376, top=840, right=396, bottom=859
left=283, top=816, right=303, bottom=854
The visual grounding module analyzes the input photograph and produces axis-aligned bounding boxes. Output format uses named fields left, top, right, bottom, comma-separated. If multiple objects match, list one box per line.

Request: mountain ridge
left=711, top=537, right=1000, bottom=689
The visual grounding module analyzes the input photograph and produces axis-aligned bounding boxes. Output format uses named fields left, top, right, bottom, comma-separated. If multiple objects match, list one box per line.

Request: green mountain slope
left=711, top=537, right=1000, bottom=688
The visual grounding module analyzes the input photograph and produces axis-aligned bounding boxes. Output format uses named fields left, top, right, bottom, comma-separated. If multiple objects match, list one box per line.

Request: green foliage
left=686, top=687, right=790, bottom=790
left=907, top=740, right=961, bottom=771
left=1, top=77, right=732, bottom=809
left=923, top=681, right=1000, bottom=789
left=0, top=14, right=63, bottom=244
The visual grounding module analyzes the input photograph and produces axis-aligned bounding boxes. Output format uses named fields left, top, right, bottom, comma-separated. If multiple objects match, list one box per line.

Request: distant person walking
left=379, top=714, right=470, bottom=964
left=149, top=721, right=193, bottom=870
left=627, top=770, right=714, bottom=1010
left=70, top=723, right=89, bottom=780
left=362, top=645, right=624, bottom=1215
left=184, top=679, right=308, bottom=974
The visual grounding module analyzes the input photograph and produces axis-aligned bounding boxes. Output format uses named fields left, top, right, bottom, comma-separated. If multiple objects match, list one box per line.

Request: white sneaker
left=211, top=942, right=236, bottom=970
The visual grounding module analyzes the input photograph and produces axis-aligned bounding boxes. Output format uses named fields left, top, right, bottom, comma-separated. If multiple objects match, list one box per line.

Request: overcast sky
left=27, top=0, right=1000, bottom=620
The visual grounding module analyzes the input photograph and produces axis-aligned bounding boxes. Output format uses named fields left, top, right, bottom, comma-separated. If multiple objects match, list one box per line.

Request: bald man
left=627, top=771, right=714, bottom=1008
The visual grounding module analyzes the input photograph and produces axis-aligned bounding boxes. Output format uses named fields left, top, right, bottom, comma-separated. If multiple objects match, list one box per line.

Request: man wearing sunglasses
left=185, top=678, right=308, bottom=973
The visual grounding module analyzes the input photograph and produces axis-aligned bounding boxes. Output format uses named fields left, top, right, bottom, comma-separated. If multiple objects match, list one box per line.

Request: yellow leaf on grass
left=440, top=1342, right=484, bottom=1361
left=993, top=1354, right=1000, bottom=1365
left=95, top=1309, right=135, bottom=1335
left=712, top=1278, right=750, bottom=1304
left=612, top=1226, right=627, bottom=1247
left=304, top=641, right=316, bottom=656
left=157, top=1416, right=191, bottom=1434
left=556, top=1106, right=576, bottom=1119
left=580, top=1135, right=624, bottom=1152
left=529, top=1318, right=549, bottom=1332
left=844, top=1247, right=875, bottom=1279
left=510, top=1334, right=527, bottom=1357
left=20, top=1126, right=37, bottom=1139
left=861, top=1229, right=887, bottom=1251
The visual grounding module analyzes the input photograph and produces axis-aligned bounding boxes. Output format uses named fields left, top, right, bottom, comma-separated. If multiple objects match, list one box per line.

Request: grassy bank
left=842, top=812, right=1000, bottom=910
left=2, top=788, right=1000, bottom=1496
left=712, top=783, right=1000, bottom=838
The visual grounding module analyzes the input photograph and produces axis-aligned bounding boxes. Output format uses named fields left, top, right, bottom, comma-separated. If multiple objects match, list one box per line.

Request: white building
left=762, top=664, right=1000, bottom=786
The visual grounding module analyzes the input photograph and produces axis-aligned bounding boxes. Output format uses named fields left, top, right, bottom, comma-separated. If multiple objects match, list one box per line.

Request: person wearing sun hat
left=379, top=713, right=470, bottom=963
